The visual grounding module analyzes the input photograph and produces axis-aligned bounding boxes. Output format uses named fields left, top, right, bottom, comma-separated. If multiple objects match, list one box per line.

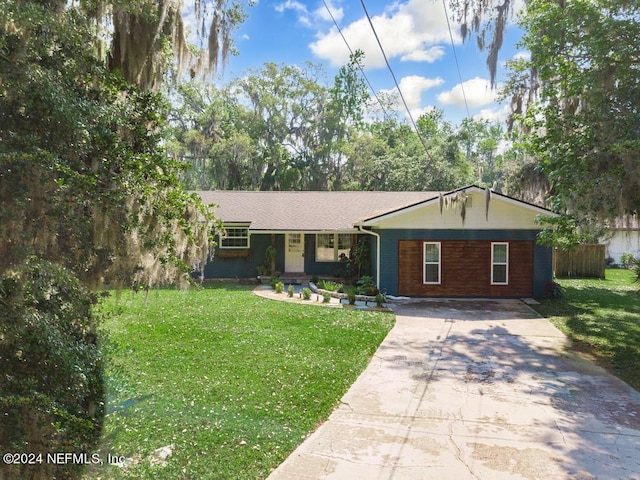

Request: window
left=316, top=233, right=352, bottom=262
left=491, top=242, right=508, bottom=284
left=220, top=226, right=249, bottom=249
left=288, top=233, right=303, bottom=253
left=423, top=242, right=441, bottom=284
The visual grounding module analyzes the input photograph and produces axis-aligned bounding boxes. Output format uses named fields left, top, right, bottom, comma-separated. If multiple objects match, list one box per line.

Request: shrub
left=0, top=259, right=104, bottom=480
left=375, top=293, right=385, bottom=307
left=357, top=275, right=378, bottom=295
left=632, top=258, right=640, bottom=284
left=347, top=287, right=357, bottom=305
left=319, top=280, right=343, bottom=292
left=302, top=287, right=312, bottom=300
left=310, top=275, right=319, bottom=284
left=620, top=252, right=636, bottom=270
left=274, top=281, right=284, bottom=294
left=269, top=274, right=281, bottom=289
left=322, top=292, right=331, bottom=303
left=287, top=284, right=295, bottom=297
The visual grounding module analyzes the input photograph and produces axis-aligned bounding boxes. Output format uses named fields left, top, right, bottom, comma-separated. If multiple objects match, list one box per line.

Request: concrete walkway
left=268, top=299, right=640, bottom=480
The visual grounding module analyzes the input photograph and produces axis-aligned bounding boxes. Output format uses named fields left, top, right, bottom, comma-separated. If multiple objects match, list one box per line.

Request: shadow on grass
left=537, top=284, right=640, bottom=391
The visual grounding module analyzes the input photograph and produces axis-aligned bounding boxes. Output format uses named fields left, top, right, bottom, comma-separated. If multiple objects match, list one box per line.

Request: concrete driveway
left=268, top=299, right=640, bottom=480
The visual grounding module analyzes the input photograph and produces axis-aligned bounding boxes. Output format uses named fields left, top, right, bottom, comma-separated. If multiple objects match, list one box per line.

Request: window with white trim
left=423, top=242, right=441, bottom=284
left=316, top=233, right=351, bottom=262
left=491, top=242, right=509, bottom=284
left=220, top=226, right=250, bottom=249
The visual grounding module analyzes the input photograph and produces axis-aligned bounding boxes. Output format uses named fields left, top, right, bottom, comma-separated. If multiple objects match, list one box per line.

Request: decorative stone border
left=309, top=282, right=384, bottom=306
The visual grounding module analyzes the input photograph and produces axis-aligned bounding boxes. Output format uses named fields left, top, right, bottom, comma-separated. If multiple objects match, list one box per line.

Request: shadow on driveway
left=269, top=299, right=640, bottom=480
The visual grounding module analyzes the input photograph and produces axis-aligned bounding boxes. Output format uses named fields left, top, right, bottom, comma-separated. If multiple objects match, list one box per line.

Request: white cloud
left=401, top=46, right=446, bottom=63
left=314, top=0, right=344, bottom=24
left=379, top=75, right=444, bottom=118
left=310, top=0, right=459, bottom=69
left=275, top=0, right=312, bottom=26
left=275, top=0, right=344, bottom=29
left=512, top=51, right=531, bottom=61
left=275, top=0, right=307, bottom=14
left=473, top=104, right=510, bottom=122
left=437, top=77, right=499, bottom=108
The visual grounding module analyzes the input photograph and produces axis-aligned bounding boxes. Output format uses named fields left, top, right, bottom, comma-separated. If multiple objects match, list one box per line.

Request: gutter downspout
left=357, top=225, right=381, bottom=289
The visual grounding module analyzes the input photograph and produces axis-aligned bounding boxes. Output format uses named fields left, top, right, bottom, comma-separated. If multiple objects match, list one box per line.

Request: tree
left=344, top=110, right=476, bottom=192
left=505, top=0, right=640, bottom=243
left=452, top=0, right=519, bottom=86
left=106, top=0, right=246, bottom=90
left=457, top=118, right=505, bottom=188
left=322, top=51, right=370, bottom=190
left=0, top=0, right=240, bottom=475
left=0, top=2, right=214, bottom=290
left=1, top=260, right=104, bottom=480
left=167, top=83, right=260, bottom=190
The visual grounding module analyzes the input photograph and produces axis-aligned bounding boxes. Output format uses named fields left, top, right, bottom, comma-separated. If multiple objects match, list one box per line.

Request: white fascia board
left=359, top=186, right=556, bottom=227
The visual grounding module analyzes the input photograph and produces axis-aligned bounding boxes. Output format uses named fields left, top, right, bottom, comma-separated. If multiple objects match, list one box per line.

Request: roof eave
left=359, top=185, right=557, bottom=226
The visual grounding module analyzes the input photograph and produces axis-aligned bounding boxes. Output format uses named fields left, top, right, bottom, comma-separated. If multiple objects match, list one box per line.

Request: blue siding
left=533, top=242, right=554, bottom=297
left=376, top=229, right=553, bottom=297
left=304, top=234, right=374, bottom=278
left=204, top=234, right=284, bottom=279
left=203, top=233, right=375, bottom=279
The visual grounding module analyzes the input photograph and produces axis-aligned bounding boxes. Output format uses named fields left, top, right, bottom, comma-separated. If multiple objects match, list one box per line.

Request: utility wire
left=321, top=0, right=389, bottom=119
left=441, top=0, right=471, bottom=119
left=359, top=0, right=436, bottom=163
left=441, top=0, right=475, bottom=171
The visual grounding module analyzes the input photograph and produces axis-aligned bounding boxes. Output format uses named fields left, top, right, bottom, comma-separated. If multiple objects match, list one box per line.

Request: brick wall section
left=398, top=240, right=534, bottom=297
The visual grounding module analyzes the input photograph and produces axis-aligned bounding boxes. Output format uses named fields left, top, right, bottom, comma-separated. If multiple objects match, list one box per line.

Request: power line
left=359, top=0, right=436, bottom=163
left=441, top=0, right=474, bottom=170
left=441, top=0, right=471, bottom=119
left=321, top=0, right=389, bottom=118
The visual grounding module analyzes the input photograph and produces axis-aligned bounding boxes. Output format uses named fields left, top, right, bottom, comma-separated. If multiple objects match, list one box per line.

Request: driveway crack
left=449, top=433, right=479, bottom=479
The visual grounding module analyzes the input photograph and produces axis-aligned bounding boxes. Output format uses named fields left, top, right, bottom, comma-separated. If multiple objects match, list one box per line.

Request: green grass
left=86, top=284, right=394, bottom=479
left=533, top=269, right=640, bottom=391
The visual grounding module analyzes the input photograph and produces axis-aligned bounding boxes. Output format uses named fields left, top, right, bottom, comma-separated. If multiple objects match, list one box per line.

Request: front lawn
left=534, top=269, right=640, bottom=391
left=88, top=284, right=394, bottom=479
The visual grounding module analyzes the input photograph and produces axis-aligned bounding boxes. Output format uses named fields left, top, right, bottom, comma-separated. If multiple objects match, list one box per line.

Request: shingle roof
left=195, top=190, right=440, bottom=231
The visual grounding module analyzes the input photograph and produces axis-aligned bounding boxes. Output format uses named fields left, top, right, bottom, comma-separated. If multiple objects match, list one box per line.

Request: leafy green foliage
left=632, top=258, right=640, bottom=284
left=318, top=281, right=343, bottom=293
left=0, top=1, right=215, bottom=290
left=347, top=287, right=357, bottom=305
left=0, top=259, right=104, bottom=480
left=620, top=253, right=637, bottom=270
left=269, top=274, right=281, bottom=289
left=356, top=276, right=378, bottom=296
left=301, top=287, right=312, bottom=300
left=0, top=2, right=220, bottom=477
left=169, top=66, right=506, bottom=193
left=507, top=0, right=640, bottom=243
left=90, top=285, right=393, bottom=478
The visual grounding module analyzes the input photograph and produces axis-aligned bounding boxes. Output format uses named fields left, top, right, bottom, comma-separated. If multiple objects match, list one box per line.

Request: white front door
left=285, top=233, right=305, bottom=272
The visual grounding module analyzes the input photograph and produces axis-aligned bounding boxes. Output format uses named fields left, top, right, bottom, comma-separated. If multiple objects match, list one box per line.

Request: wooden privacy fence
left=554, top=244, right=606, bottom=278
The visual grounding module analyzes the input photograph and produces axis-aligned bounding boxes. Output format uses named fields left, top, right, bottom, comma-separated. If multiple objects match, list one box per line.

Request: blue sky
left=210, top=0, right=528, bottom=124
